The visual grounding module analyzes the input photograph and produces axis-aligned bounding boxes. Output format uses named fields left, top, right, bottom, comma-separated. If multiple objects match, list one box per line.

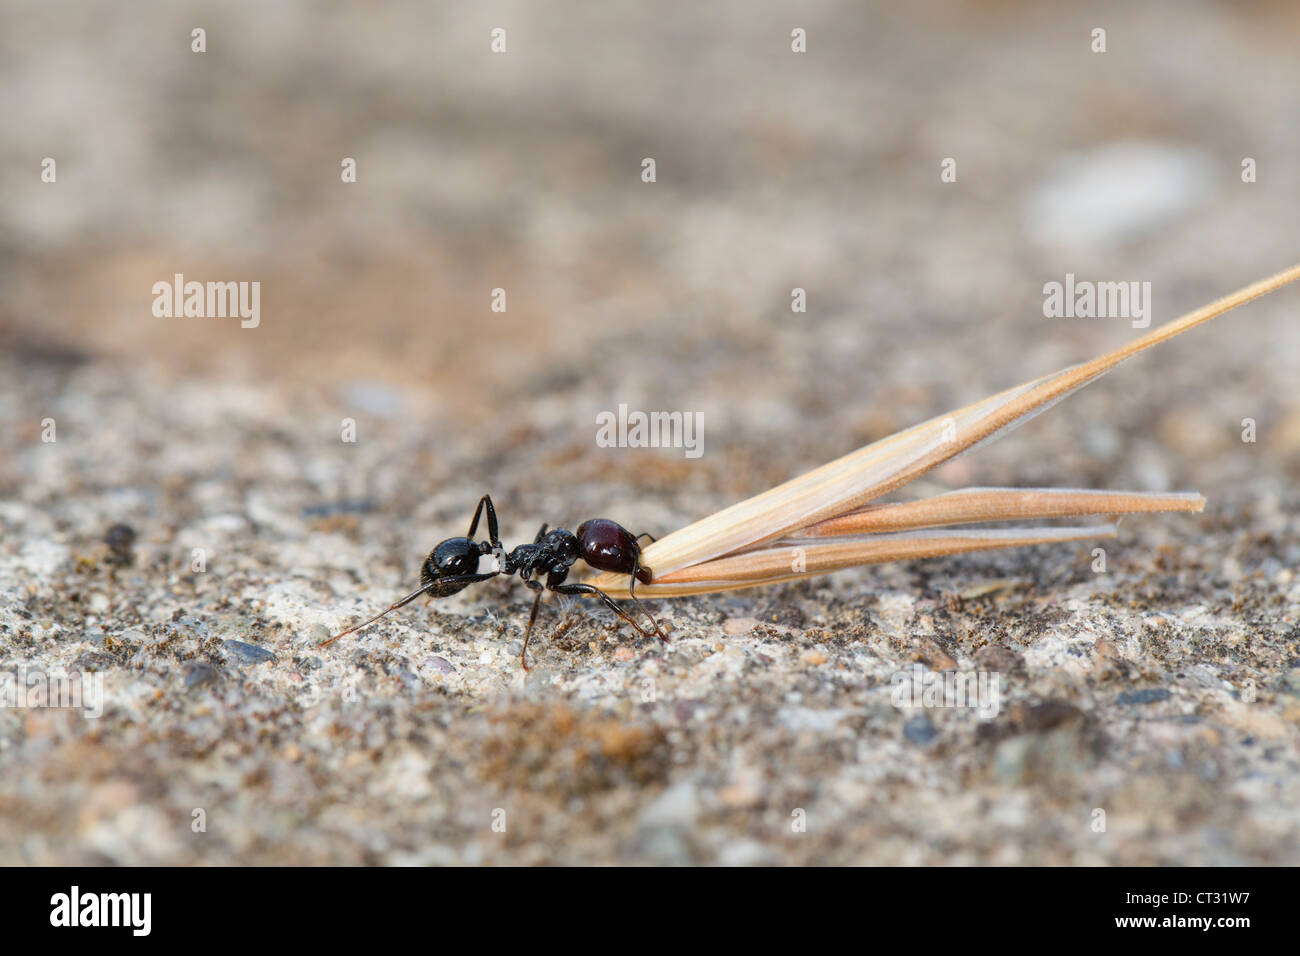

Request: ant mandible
left=321, top=494, right=668, bottom=669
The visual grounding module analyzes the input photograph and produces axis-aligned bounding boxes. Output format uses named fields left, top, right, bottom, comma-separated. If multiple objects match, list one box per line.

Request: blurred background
left=1, top=1, right=1298, bottom=865
left=4, top=1, right=1300, bottom=501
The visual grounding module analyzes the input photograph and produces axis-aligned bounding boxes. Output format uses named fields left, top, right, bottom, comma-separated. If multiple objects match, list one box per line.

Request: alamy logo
left=1043, top=273, right=1152, bottom=329
left=890, top=663, right=1001, bottom=719
left=595, top=404, right=704, bottom=459
left=0, top=667, right=102, bottom=718
left=152, top=273, right=260, bottom=328
left=50, top=886, right=151, bottom=936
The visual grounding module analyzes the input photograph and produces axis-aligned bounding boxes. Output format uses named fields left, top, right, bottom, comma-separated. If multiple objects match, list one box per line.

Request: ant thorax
left=500, top=529, right=581, bottom=579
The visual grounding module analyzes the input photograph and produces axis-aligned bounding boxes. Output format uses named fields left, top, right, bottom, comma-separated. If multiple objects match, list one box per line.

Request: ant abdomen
left=575, top=519, right=653, bottom=584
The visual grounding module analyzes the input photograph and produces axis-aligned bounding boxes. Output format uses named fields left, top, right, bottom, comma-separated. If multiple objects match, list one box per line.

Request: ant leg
left=533, top=523, right=549, bottom=543
left=466, top=494, right=501, bottom=547
left=636, top=532, right=656, bottom=544
left=549, top=582, right=663, bottom=643
left=627, top=569, right=669, bottom=644
left=520, top=580, right=544, bottom=670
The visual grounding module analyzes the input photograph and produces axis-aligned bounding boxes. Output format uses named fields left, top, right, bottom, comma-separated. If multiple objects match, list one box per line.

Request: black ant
left=321, top=494, right=668, bottom=669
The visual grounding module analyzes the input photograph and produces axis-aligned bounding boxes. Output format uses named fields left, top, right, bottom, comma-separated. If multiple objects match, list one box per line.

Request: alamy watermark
left=1043, top=273, right=1151, bottom=329
left=891, top=663, right=1001, bottom=719
left=152, top=273, right=260, bottom=328
left=50, top=886, right=150, bottom=936
left=0, top=667, right=103, bottom=718
left=595, top=404, right=703, bottom=459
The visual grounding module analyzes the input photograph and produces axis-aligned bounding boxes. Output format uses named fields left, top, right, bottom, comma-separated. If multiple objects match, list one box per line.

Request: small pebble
left=1118, top=688, right=1172, bottom=706
left=904, top=714, right=939, bottom=746
left=183, top=661, right=220, bottom=691
left=425, top=656, right=456, bottom=674
left=223, top=639, right=276, bottom=665
left=974, top=644, right=1025, bottom=677
left=103, top=523, right=137, bottom=566
left=301, top=624, right=331, bottom=647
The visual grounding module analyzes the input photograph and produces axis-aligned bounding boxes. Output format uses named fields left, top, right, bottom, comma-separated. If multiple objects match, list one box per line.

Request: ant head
left=420, top=536, right=491, bottom=596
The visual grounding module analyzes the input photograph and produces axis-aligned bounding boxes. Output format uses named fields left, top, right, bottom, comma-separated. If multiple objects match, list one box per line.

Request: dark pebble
left=1117, top=688, right=1172, bottom=705
left=1020, top=700, right=1085, bottom=731
left=981, top=700, right=1086, bottom=743
left=223, top=639, right=276, bottom=665
left=184, top=661, right=221, bottom=690
left=974, top=644, right=1026, bottom=676
left=103, top=523, right=137, bottom=565
left=903, top=714, right=939, bottom=745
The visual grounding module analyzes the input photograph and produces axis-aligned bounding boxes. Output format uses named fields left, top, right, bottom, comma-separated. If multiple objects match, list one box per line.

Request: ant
left=321, top=494, right=668, bottom=669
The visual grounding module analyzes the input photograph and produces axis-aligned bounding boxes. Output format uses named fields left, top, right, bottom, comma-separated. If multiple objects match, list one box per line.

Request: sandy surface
left=2, top=0, right=1299, bottom=864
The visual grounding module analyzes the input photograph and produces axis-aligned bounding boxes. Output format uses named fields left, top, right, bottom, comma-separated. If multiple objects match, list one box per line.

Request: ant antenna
left=319, top=583, right=434, bottom=647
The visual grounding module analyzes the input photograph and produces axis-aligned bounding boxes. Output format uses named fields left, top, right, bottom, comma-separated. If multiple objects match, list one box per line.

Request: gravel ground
left=2, top=0, right=1299, bottom=865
